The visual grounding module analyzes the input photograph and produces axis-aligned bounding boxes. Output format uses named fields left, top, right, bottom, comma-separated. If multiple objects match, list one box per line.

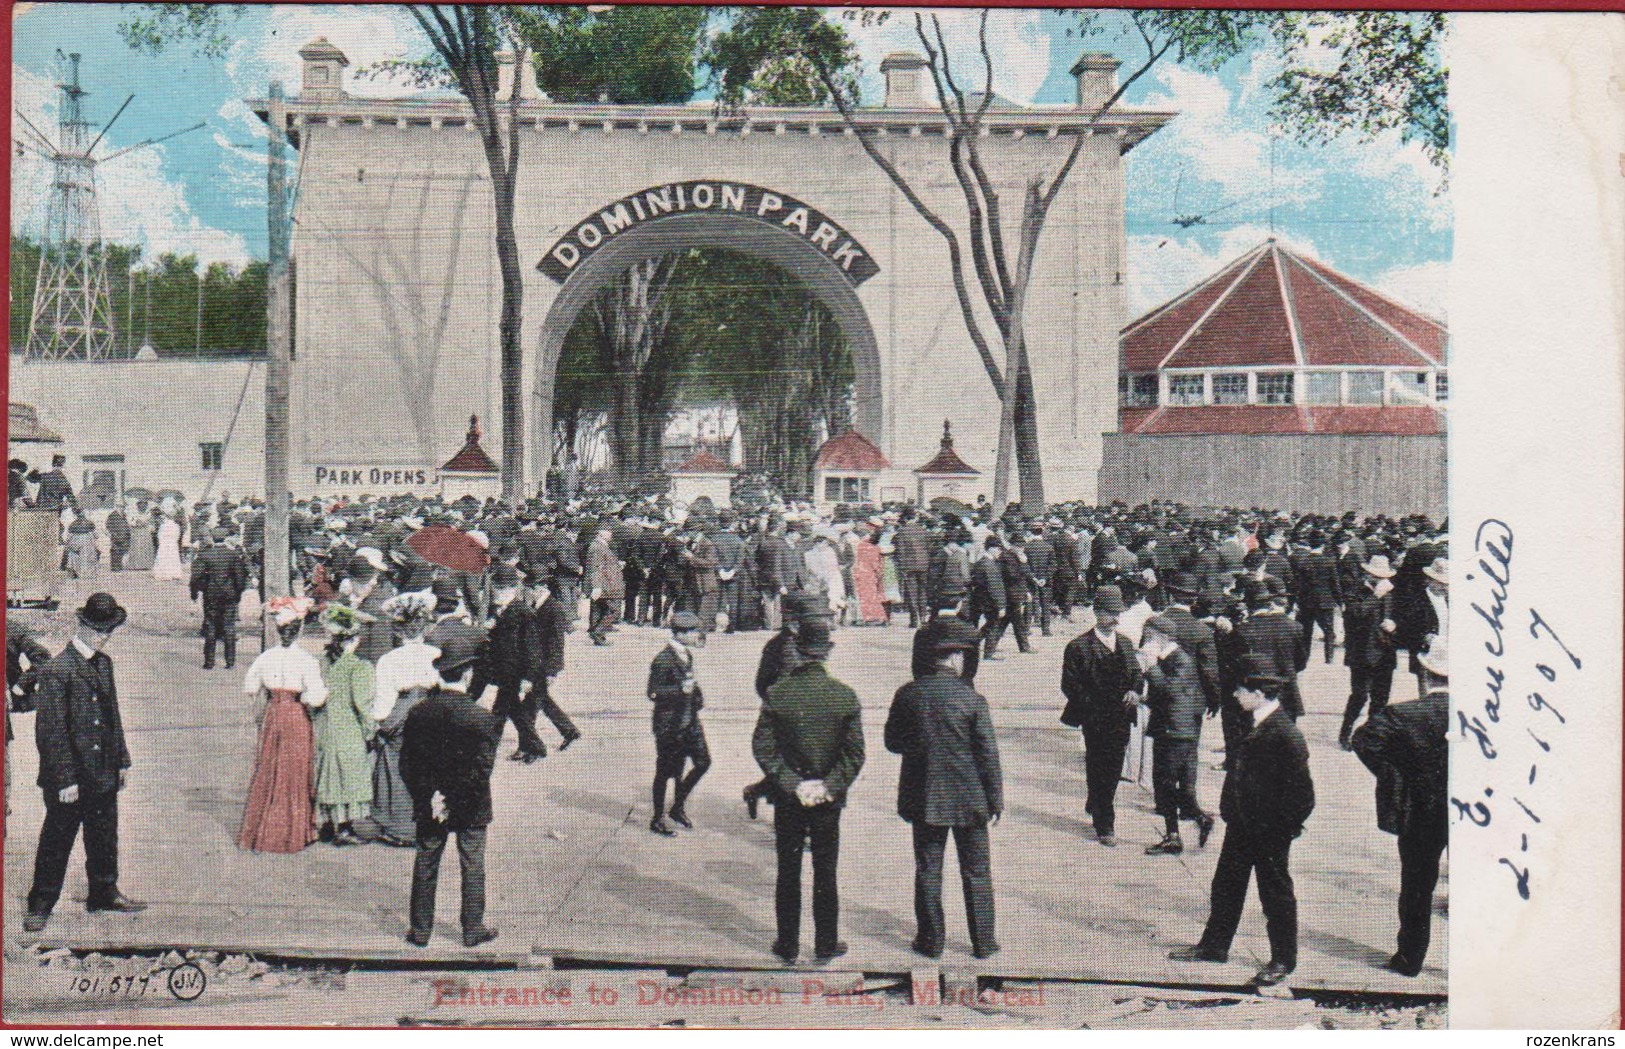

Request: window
left=200, top=442, right=224, bottom=471
left=824, top=475, right=871, bottom=504
left=1305, top=372, right=1341, bottom=405
left=1347, top=371, right=1385, bottom=405
left=1168, top=375, right=1205, bottom=406
left=1212, top=373, right=1248, bottom=405
left=1435, top=370, right=1448, bottom=402
left=1119, top=373, right=1157, bottom=408
left=310, top=67, right=330, bottom=84
left=1257, top=372, right=1295, bottom=405
left=1391, top=371, right=1431, bottom=404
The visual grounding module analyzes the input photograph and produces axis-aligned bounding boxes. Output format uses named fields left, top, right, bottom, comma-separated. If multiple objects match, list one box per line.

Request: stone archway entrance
left=530, top=192, right=883, bottom=484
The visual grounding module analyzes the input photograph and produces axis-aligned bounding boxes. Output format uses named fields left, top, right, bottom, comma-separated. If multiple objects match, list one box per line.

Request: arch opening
left=532, top=210, right=882, bottom=489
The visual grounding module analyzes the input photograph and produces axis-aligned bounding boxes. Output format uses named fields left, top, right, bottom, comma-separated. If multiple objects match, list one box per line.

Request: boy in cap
left=1170, top=672, right=1315, bottom=987
left=647, top=612, right=712, bottom=836
left=25, top=594, right=145, bottom=932
left=401, top=621, right=502, bottom=948
left=1134, top=616, right=1214, bottom=855
left=753, top=617, right=865, bottom=962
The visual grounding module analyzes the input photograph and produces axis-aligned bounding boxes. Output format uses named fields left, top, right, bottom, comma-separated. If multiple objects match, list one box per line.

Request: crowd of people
left=6, top=483, right=1449, bottom=987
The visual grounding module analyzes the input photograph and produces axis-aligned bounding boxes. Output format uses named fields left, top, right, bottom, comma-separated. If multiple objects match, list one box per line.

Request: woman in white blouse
left=238, top=597, right=326, bottom=853
left=366, top=591, right=440, bottom=847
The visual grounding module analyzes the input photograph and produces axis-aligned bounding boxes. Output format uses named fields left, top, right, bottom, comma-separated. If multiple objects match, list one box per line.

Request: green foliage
left=511, top=6, right=709, bottom=104
left=117, top=3, right=246, bottom=58
left=10, top=235, right=268, bottom=358
left=704, top=7, right=864, bottom=108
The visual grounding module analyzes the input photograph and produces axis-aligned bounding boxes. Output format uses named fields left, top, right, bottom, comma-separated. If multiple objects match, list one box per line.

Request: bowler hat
left=1240, top=672, right=1286, bottom=695
left=1092, top=585, right=1125, bottom=615
left=1143, top=614, right=1181, bottom=642
left=211, top=526, right=232, bottom=542
left=670, top=611, right=703, bottom=633
left=77, top=593, right=127, bottom=632
left=1165, top=572, right=1200, bottom=598
left=431, top=576, right=463, bottom=612
left=784, top=592, right=831, bottom=622
left=491, top=562, right=520, bottom=588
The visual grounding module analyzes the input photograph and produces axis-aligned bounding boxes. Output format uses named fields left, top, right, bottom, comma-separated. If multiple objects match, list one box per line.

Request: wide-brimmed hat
left=76, top=593, right=127, bottom=632
left=1417, top=632, right=1449, bottom=678
left=320, top=603, right=375, bottom=638
left=355, top=546, right=388, bottom=574
left=266, top=595, right=313, bottom=628
left=670, top=611, right=703, bottom=633
left=1422, top=557, right=1450, bottom=585
left=1362, top=554, right=1396, bottom=579
left=794, top=618, right=834, bottom=659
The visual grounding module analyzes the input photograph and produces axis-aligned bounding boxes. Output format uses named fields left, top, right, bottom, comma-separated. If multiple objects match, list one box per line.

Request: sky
left=11, top=4, right=1451, bottom=318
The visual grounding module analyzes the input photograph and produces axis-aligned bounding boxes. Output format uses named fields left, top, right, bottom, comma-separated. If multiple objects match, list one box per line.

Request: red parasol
left=405, top=524, right=491, bottom=574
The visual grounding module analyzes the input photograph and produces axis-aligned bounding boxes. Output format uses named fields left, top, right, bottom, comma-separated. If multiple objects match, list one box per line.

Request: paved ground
left=3, top=570, right=1445, bottom=1026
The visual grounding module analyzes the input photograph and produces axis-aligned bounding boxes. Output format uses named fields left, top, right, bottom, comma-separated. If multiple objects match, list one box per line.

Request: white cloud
left=10, top=67, right=249, bottom=268
left=1373, top=260, right=1448, bottom=320
left=840, top=8, right=1052, bottom=106
left=1126, top=223, right=1322, bottom=316
left=225, top=5, right=429, bottom=101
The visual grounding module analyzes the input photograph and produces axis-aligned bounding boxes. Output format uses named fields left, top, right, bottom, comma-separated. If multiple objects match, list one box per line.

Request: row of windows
left=1120, top=370, right=1448, bottom=409
left=823, top=475, right=872, bottom=503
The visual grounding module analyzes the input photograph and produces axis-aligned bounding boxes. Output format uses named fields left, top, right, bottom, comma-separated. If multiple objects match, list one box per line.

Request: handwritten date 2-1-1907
left=1453, top=519, right=1584, bottom=900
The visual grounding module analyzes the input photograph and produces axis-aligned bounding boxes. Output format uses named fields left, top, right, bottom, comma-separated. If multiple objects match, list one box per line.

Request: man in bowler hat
left=1170, top=672, right=1315, bottom=987
left=743, top=591, right=830, bottom=819
left=190, top=526, right=251, bottom=669
left=25, top=593, right=146, bottom=932
left=886, top=627, right=1004, bottom=959
left=753, top=617, right=865, bottom=962
left=647, top=612, right=711, bottom=836
left=1059, top=586, right=1143, bottom=846
left=401, top=620, right=502, bottom=948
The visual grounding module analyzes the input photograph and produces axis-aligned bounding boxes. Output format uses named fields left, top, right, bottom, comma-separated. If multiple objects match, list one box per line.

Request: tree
left=717, top=8, right=1447, bottom=510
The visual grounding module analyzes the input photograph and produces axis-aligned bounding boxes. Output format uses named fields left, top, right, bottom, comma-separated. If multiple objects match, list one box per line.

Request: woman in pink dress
left=851, top=525, right=888, bottom=625
left=238, top=596, right=326, bottom=853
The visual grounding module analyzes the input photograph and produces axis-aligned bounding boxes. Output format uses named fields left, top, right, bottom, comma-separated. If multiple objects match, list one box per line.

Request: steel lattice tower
left=17, top=52, right=203, bottom=360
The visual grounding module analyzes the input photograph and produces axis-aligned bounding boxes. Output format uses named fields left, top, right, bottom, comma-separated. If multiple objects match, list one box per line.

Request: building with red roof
left=670, top=449, right=737, bottom=510
left=1100, top=242, right=1447, bottom=517
left=814, top=431, right=891, bottom=507
left=1118, top=239, right=1447, bottom=436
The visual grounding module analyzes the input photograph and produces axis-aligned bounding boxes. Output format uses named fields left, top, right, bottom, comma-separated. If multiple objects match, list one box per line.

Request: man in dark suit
left=1289, top=531, right=1342, bottom=666
left=969, top=538, right=1009, bottom=660
left=31, top=455, right=74, bottom=512
left=647, top=613, right=710, bottom=836
left=483, top=574, right=547, bottom=763
left=586, top=524, right=622, bottom=645
left=1236, top=580, right=1306, bottom=719
left=401, top=621, right=502, bottom=948
left=755, top=520, right=798, bottom=631
left=911, top=600, right=982, bottom=684
left=1059, top=585, right=1143, bottom=846
left=105, top=505, right=131, bottom=572
left=1023, top=524, right=1056, bottom=636
left=753, top=618, right=865, bottom=963
left=893, top=508, right=934, bottom=628
left=681, top=527, right=721, bottom=632
left=743, top=592, right=830, bottom=819
left=1137, top=616, right=1215, bottom=856
left=525, top=574, right=581, bottom=753
left=190, top=526, right=250, bottom=670
left=711, top=512, right=747, bottom=633
left=1340, top=554, right=1399, bottom=748
left=1170, top=672, right=1315, bottom=987
left=1352, top=641, right=1448, bottom=977
left=1051, top=520, right=1081, bottom=619
left=886, top=629, right=1003, bottom=959
left=25, top=594, right=146, bottom=932
left=1158, top=574, right=1220, bottom=713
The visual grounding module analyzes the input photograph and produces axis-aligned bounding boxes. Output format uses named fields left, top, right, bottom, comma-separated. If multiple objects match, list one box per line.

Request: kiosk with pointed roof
left=914, top=420, right=983, bottom=506
left=440, top=415, right=501, bottom=502
left=670, top=449, right=736, bottom=510
left=813, top=431, right=889, bottom=509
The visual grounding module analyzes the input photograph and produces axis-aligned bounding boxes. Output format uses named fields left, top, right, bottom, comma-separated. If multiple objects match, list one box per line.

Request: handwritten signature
left=1453, top=519, right=1583, bottom=901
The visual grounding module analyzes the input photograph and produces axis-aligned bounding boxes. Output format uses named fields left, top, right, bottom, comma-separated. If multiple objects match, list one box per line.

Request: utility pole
left=195, top=268, right=204, bottom=353
left=263, top=79, right=292, bottom=606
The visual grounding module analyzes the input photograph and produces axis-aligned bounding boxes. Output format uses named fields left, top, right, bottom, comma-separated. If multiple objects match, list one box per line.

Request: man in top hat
left=647, top=612, right=711, bottom=836
left=885, top=623, right=1003, bottom=959
left=190, top=526, right=251, bottom=670
left=1351, top=634, right=1449, bottom=977
left=400, top=619, right=502, bottom=948
left=1236, top=579, right=1306, bottom=720
left=1290, top=530, right=1343, bottom=666
left=753, top=617, right=866, bottom=963
left=24, top=593, right=146, bottom=932
left=1059, top=585, right=1143, bottom=846
left=1169, top=671, right=1315, bottom=987
left=1339, top=553, right=1400, bottom=748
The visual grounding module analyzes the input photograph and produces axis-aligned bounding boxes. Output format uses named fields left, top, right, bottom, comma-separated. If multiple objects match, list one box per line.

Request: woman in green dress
left=315, top=604, right=376, bottom=846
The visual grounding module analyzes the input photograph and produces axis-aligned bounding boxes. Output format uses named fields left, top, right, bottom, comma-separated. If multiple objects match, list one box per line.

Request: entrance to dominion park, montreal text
left=272, top=41, right=1168, bottom=498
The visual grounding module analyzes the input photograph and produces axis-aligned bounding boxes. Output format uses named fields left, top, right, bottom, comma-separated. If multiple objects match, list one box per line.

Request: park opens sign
left=539, top=181, right=880, bottom=286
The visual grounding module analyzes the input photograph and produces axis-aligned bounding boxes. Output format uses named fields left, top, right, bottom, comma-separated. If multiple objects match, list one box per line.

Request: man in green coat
left=752, top=618, right=865, bottom=964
